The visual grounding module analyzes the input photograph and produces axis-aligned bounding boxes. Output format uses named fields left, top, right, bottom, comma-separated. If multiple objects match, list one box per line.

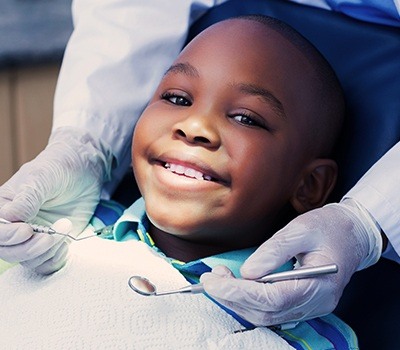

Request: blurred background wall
left=0, top=0, right=73, bottom=185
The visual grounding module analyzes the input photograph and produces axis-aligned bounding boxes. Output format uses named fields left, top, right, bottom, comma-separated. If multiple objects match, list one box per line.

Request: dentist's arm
left=345, top=141, right=400, bottom=263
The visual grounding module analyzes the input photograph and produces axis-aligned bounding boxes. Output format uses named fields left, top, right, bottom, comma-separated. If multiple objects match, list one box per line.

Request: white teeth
left=164, top=162, right=212, bottom=181
left=185, top=168, right=203, bottom=180
left=175, top=164, right=186, bottom=174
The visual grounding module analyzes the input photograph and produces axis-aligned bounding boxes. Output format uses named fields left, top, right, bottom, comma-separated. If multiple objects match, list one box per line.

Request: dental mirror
left=128, top=263, right=338, bottom=297
left=128, top=276, right=205, bottom=296
left=128, top=276, right=158, bottom=296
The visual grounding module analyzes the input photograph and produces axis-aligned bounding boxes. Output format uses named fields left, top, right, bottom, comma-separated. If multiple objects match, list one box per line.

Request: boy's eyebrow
left=164, top=62, right=200, bottom=78
left=236, top=83, right=286, bottom=119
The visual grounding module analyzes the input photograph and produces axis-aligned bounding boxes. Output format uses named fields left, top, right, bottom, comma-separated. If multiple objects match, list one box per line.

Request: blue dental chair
left=113, top=1, right=400, bottom=348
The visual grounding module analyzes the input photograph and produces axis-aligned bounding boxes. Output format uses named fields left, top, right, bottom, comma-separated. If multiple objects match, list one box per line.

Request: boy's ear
left=290, top=159, right=338, bottom=214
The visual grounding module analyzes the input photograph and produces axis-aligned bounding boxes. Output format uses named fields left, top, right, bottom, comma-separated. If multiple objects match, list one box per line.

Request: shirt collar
left=113, top=198, right=292, bottom=278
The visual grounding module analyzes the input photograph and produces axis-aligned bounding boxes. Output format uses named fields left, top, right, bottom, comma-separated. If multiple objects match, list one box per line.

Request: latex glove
left=0, top=127, right=112, bottom=274
left=200, top=199, right=382, bottom=326
left=0, top=218, right=72, bottom=275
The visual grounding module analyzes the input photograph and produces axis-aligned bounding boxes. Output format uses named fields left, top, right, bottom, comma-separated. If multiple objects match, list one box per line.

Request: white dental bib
left=0, top=237, right=292, bottom=349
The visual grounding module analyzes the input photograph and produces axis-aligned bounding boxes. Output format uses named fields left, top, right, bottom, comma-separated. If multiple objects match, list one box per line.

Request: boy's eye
left=231, top=113, right=266, bottom=129
left=233, top=115, right=257, bottom=126
left=161, top=93, right=191, bottom=106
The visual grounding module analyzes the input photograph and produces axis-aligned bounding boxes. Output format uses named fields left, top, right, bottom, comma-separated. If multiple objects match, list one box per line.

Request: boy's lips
left=151, top=154, right=230, bottom=186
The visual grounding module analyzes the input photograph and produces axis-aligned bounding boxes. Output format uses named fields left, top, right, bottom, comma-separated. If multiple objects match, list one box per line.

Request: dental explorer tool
left=0, top=218, right=113, bottom=241
left=0, top=218, right=58, bottom=235
left=128, top=263, right=338, bottom=296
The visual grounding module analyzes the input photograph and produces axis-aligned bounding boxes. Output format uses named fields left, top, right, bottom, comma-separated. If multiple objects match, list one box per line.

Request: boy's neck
left=147, top=204, right=296, bottom=262
left=149, top=224, right=238, bottom=262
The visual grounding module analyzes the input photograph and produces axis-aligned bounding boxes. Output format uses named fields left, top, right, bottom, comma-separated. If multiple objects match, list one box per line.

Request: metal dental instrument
left=0, top=217, right=113, bottom=241
left=128, top=263, right=338, bottom=296
left=0, top=217, right=59, bottom=235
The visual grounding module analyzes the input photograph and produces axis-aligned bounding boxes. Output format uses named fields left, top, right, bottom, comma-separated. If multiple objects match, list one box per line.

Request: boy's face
left=132, top=20, right=318, bottom=249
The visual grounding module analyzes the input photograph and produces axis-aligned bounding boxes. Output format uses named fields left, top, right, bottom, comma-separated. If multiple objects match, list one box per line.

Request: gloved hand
left=0, top=127, right=112, bottom=274
left=0, top=218, right=73, bottom=275
left=200, top=199, right=383, bottom=326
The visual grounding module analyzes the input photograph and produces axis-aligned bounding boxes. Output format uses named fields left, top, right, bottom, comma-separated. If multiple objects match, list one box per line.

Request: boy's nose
left=172, top=114, right=221, bottom=148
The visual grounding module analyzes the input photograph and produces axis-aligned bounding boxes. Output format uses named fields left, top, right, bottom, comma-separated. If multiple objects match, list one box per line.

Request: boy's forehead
left=196, top=20, right=283, bottom=48
left=175, top=19, right=314, bottom=96
left=179, top=19, right=308, bottom=73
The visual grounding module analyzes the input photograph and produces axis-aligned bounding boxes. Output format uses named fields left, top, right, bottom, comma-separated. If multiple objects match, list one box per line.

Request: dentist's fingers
left=0, top=223, right=33, bottom=245
left=20, top=239, right=70, bottom=274
left=209, top=264, right=236, bottom=278
left=240, top=222, right=315, bottom=280
left=202, top=202, right=381, bottom=327
left=31, top=218, right=72, bottom=274
left=34, top=241, right=70, bottom=275
left=0, top=233, right=59, bottom=264
left=0, top=218, right=72, bottom=274
left=201, top=267, right=336, bottom=326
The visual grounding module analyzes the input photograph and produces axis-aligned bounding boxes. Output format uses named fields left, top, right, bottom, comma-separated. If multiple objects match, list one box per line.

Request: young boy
left=129, top=14, right=343, bottom=262
left=0, top=15, right=355, bottom=349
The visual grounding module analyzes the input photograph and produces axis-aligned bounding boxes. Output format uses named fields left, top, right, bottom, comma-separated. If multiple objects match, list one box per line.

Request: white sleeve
left=53, top=0, right=226, bottom=192
left=345, top=142, right=400, bottom=263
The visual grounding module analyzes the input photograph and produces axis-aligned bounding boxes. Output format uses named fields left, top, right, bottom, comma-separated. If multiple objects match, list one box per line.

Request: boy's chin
left=145, top=201, right=215, bottom=235
left=148, top=216, right=202, bottom=238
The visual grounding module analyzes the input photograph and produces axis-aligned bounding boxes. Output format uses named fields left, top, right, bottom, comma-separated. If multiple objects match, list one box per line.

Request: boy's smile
left=163, top=160, right=224, bottom=183
left=164, top=161, right=213, bottom=181
left=150, top=152, right=230, bottom=189
left=131, top=18, right=339, bottom=260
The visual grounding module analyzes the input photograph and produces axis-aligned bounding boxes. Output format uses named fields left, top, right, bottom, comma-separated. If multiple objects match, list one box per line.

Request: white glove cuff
left=341, top=198, right=383, bottom=270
